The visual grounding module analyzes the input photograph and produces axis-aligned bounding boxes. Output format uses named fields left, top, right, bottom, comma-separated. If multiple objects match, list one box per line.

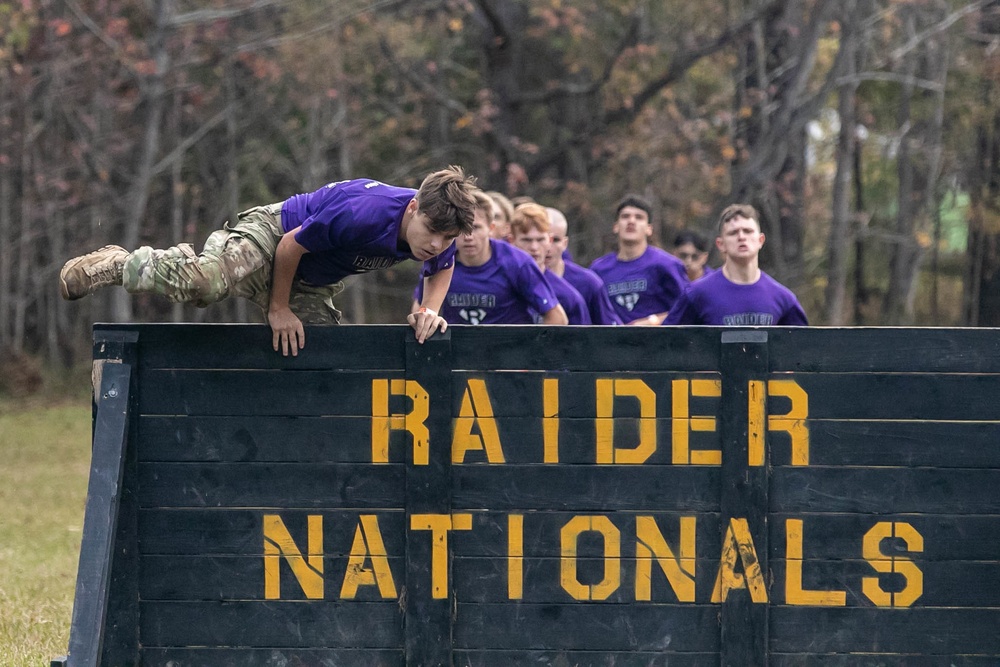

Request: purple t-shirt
left=589, top=246, right=688, bottom=323
left=281, top=178, right=455, bottom=285
left=562, top=261, right=622, bottom=325
left=544, top=271, right=591, bottom=325
left=415, top=240, right=557, bottom=325
left=664, top=269, right=808, bottom=326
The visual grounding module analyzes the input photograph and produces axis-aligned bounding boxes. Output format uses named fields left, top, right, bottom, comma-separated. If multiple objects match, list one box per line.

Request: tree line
left=2, top=0, right=1000, bottom=367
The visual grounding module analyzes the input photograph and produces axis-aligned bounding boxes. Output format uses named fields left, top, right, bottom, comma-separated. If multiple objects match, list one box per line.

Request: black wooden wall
left=55, top=324, right=1000, bottom=666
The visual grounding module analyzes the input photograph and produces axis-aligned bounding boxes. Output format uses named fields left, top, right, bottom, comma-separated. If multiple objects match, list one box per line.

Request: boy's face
left=513, top=226, right=551, bottom=270
left=612, top=205, right=652, bottom=244
left=716, top=215, right=764, bottom=262
left=674, top=242, right=708, bottom=276
left=456, top=207, right=492, bottom=263
left=406, top=205, right=460, bottom=260
left=546, top=220, right=568, bottom=269
left=490, top=201, right=511, bottom=241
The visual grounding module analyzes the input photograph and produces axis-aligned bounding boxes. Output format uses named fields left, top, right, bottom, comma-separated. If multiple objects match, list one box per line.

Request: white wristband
left=418, top=307, right=438, bottom=317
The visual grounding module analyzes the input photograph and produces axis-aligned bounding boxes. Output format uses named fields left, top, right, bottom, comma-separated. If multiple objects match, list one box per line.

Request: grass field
left=0, top=394, right=92, bottom=666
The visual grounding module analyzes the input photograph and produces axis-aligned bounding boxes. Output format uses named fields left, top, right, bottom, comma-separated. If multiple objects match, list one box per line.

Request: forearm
left=419, top=265, right=453, bottom=313
left=269, top=229, right=307, bottom=313
left=542, top=305, right=569, bottom=325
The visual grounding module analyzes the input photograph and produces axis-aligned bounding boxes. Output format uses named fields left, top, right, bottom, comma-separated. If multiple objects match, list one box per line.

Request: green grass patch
left=0, top=398, right=91, bottom=666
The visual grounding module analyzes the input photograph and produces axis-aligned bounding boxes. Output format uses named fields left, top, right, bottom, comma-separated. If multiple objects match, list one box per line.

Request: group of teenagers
left=59, top=165, right=807, bottom=356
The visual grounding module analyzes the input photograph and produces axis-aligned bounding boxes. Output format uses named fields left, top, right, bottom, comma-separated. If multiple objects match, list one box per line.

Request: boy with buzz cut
left=665, top=203, right=807, bottom=326
left=60, top=165, right=479, bottom=356
left=589, top=194, right=688, bottom=325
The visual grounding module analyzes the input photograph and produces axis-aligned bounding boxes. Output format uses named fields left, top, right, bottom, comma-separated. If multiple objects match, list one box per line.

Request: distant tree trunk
left=113, top=0, right=172, bottom=322
left=0, top=71, right=11, bottom=347
left=966, top=3, right=1000, bottom=327
left=825, top=1, right=860, bottom=325
left=885, top=6, right=949, bottom=325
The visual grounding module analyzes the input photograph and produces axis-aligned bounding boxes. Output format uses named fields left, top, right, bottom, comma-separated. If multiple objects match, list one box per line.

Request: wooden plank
left=772, top=467, right=1000, bottom=514
left=140, top=648, right=404, bottom=667
left=97, top=323, right=407, bottom=371
left=404, top=334, right=454, bottom=666
left=66, top=357, right=137, bottom=667
left=770, top=607, right=1000, bottom=653
left=451, top=466, right=721, bottom=512
left=453, top=602, right=720, bottom=652
left=137, top=462, right=404, bottom=508
left=138, top=369, right=402, bottom=416
left=139, top=600, right=402, bottom=648
left=140, top=555, right=404, bottom=602
left=450, top=325, right=721, bottom=372
left=781, top=420, right=1000, bottom=468
left=768, top=514, right=1000, bottom=561
left=138, top=509, right=405, bottom=556
left=452, top=556, right=723, bottom=604
left=450, top=416, right=720, bottom=465
left=769, top=559, right=1000, bottom=607
left=451, top=371, right=721, bottom=418
left=770, top=373, right=1000, bottom=420
left=771, top=655, right=1000, bottom=666
left=452, top=511, right=721, bottom=559
left=719, top=330, right=769, bottom=666
left=769, top=327, right=1000, bottom=373
left=454, top=650, right=719, bottom=666
left=138, top=416, right=387, bottom=463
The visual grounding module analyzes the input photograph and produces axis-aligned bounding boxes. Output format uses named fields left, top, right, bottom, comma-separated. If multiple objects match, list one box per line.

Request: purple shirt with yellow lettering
left=281, top=178, right=455, bottom=286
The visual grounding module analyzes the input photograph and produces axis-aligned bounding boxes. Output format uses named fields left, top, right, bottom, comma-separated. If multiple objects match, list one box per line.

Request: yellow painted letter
left=862, top=521, right=924, bottom=607
left=452, top=379, right=506, bottom=463
left=560, top=515, right=621, bottom=600
left=508, top=514, right=524, bottom=599
left=785, top=519, right=845, bottom=606
left=635, top=516, right=696, bottom=602
left=671, top=379, right=722, bottom=465
left=712, top=517, right=768, bottom=603
left=543, top=378, right=560, bottom=463
left=767, top=380, right=809, bottom=465
left=264, top=514, right=323, bottom=600
left=410, top=513, right=473, bottom=599
left=340, top=515, right=397, bottom=599
left=595, top=378, right=657, bottom=464
left=371, top=379, right=429, bottom=465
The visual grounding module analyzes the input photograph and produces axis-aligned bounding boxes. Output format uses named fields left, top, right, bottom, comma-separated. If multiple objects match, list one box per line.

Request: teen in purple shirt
left=511, top=203, right=591, bottom=325
left=545, top=206, right=622, bottom=325
left=589, top=195, right=688, bottom=325
left=413, top=192, right=567, bottom=325
left=665, top=203, right=807, bottom=326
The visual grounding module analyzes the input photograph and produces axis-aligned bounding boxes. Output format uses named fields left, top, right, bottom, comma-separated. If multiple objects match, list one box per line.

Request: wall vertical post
left=719, top=330, right=769, bottom=666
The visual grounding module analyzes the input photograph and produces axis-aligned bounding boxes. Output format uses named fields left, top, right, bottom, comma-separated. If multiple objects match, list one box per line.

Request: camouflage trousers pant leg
left=121, top=203, right=344, bottom=324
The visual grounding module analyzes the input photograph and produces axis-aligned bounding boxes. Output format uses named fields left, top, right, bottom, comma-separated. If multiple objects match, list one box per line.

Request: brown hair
left=717, top=203, right=760, bottom=234
left=510, top=202, right=551, bottom=237
left=416, top=165, right=478, bottom=235
left=614, top=194, right=653, bottom=221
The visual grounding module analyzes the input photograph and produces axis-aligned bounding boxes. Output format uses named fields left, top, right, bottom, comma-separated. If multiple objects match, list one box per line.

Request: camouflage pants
left=121, top=203, right=343, bottom=324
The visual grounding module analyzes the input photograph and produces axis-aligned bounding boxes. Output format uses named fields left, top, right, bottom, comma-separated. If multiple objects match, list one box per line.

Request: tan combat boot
left=59, top=245, right=129, bottom=300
